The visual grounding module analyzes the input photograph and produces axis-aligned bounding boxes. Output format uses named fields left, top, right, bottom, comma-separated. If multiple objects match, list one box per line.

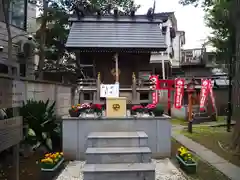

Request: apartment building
left=149, top=12, right=186, bottom=78
left=0, top=0, right=36, bottom=77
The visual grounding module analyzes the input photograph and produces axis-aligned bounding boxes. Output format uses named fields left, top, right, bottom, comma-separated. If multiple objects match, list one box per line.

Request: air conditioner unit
left=16, top=40, right=35, bottom=59
left=149, top=53, right=170, bottom=64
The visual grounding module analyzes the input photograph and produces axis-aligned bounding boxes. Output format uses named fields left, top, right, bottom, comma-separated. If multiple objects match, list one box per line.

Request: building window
left=84, top=93, right=93, bottom=101
left=20, top=63, right=26, bottom=77
left=9, top=0, right=27, bottom=30
left=0, top=63, right=8, bottom=74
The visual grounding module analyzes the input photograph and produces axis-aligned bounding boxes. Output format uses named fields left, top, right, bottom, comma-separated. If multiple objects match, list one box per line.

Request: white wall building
left=149, top=12, right=186, bottom=77
left=172, top=31, right=185, bottom=67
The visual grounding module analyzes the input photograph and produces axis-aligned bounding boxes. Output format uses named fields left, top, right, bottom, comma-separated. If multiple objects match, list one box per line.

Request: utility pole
left=227, top=56, right=233, bottom=132
left=226, top=0, right=236, bottom=132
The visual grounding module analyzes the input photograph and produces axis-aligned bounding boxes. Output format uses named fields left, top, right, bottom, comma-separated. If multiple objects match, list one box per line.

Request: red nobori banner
left=199, top=79, right=210, bottom=111
left=152, top=91, right=159, bottom=104
left=174, top=78, right=185, bottom=109
left=209, top=80, right=217, bottom=112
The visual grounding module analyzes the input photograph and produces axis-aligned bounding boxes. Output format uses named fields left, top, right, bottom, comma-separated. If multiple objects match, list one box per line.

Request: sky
left=135, top=0, right=212, bottom=49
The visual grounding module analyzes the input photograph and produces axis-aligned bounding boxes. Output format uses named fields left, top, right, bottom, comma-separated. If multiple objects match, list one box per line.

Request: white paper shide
left=100, top=83, right=119, bottom=98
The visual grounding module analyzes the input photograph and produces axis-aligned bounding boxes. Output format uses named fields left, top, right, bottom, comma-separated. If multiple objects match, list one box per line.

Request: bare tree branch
left=36, top=0, right=48, bottom=79
left=2, top=0, right=13, bottom=63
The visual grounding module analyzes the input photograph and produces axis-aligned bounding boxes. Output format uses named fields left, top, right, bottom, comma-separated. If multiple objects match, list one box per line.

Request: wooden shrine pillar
left=114, top=53, right=119, bottom=83
left=96, top=72, right=101, bottom=103
left=79, top=91, right=84, bottom=103
left=78, top=79, right=84, bottom=103
left=162, top=59, right=165, bottom=79
left=132, top=72, right=137, bottom=103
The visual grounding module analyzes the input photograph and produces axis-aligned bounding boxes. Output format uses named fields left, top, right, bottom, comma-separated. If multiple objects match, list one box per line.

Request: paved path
left=172, top=121, right=236, bottom=132
left=172, top=131, right=240, bottom=180
left=193, top=120, right=236, bottom=127
left=56, top=159, right=186, bottom=180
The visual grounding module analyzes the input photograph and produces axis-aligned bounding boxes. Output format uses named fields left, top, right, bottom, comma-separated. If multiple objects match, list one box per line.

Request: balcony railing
left=180, top=55, right=207, bottom=66
left=180, top=48, right=206, bottom=66
left=150, top=52, right=171, bottom=64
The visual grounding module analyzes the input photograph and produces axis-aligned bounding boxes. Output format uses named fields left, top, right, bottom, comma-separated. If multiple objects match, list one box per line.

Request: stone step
left=86, top=147, right=151, bottom=164
left=83, top=163, right=155, bottom=180
left=87, top=131, right=148, bottom=148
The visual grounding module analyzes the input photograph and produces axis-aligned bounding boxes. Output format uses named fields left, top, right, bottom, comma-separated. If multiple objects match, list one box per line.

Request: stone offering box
left=106, top=97, right=127, bottom=117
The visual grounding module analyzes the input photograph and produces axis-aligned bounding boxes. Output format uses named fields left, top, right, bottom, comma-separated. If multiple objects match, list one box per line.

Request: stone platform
left=62, top=115, right=171, bottom=160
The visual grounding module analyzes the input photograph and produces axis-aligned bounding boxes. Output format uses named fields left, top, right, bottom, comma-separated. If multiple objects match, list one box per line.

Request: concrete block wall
left=24, top=80, right=75, bottom=116
left=0, top=74, right=76, bottom=117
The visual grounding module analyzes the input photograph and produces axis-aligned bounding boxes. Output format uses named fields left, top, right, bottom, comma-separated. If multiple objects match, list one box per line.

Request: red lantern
left=149, top=75, right=159, bottom=90
left=149, top=75, right=159, bottom=104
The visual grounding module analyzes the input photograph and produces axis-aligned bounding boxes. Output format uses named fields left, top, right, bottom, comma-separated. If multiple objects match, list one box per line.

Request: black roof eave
left=66, top=46, right=167, bottom=52
left=69, top=17, right=162, bottom=24
left=180, top=64, right=206, bottom=68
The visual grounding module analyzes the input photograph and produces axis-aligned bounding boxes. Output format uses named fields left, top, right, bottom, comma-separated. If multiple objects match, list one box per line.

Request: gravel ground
left=56, top=159, right=186, bottom=180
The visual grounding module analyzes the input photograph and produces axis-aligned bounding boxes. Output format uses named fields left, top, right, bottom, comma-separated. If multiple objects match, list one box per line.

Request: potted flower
left=40, top=152, right=64, bottom=179
left=152, top=104, right=164, bottom=116
left=68, top=105, right=81, bottom=117
left=145, top=104, right=156, bottom=116
left=79, top=103, right=91, bottom=116
left=176, top=146, right=197, bottom=174
left=131, top=105, right=144, bottom=116
left=91, top=104, right=103, bottom=117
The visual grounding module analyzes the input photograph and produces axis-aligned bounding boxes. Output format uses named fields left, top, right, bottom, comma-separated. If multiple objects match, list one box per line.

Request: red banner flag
left=199, top=79, right=210, bottom=111
left=174, top=78, right=185, bottom=109
left=152, top=91, right=158, bottom=104
left=208, top=80, right=217, bottom=113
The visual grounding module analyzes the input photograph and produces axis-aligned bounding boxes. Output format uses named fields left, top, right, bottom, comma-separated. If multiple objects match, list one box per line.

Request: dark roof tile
left=66, top=21, right=166, bottom=51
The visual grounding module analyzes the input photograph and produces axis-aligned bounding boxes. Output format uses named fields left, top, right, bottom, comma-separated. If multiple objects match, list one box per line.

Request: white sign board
left=100, top=83, right=119, bottom=98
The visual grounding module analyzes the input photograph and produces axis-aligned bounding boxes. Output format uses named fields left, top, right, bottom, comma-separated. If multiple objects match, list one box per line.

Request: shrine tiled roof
left=66, top=16, right=167, bottom=52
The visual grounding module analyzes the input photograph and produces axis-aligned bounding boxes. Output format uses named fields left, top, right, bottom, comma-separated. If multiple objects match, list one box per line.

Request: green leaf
left=20, top=99, right=58, bottom=151
left=42, top=132, right=47, bottom=139
left=28, top=128, right=36, bottom=136
left=32, top=141, right=41, bottom=150
left=46, top=138, right=53, bottom=150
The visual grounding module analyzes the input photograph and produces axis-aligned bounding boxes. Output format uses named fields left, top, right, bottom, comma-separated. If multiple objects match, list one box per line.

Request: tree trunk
left=2, top=0, right=13, bottom=64
left=231, top=0, right=240, bottom=152
left=231, top=120, right=240, bottom=152
left=36, top=0, right=48, bottom=79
